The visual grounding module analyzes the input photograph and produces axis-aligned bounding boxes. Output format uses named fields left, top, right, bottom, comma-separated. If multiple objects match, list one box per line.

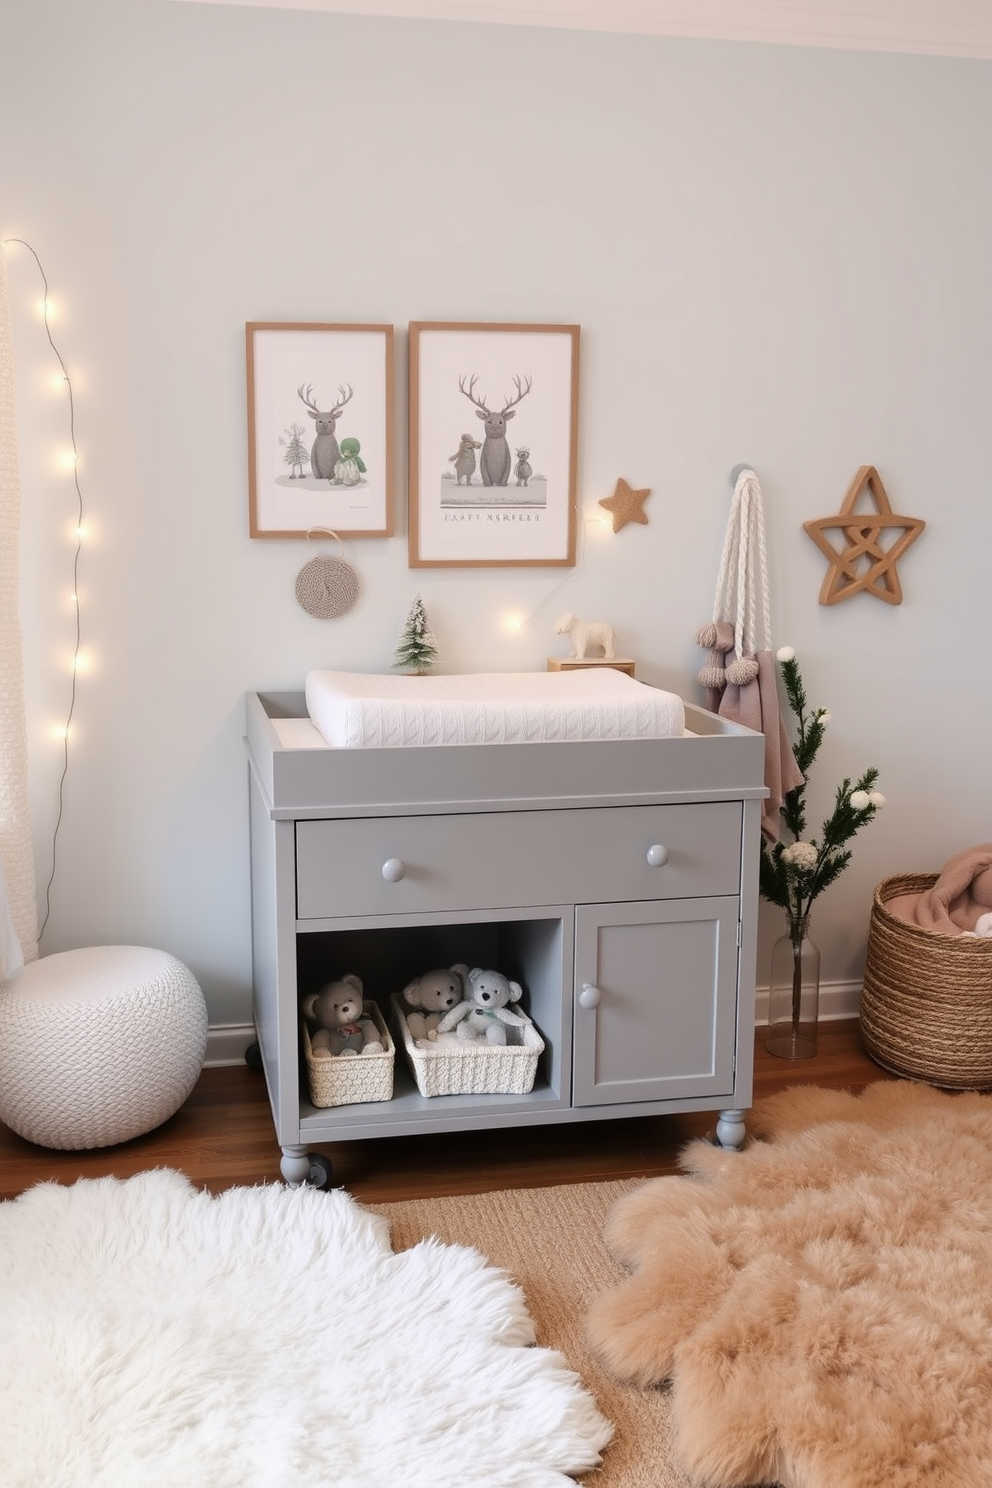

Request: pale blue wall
left=2, top=0, right=989, bottom=1019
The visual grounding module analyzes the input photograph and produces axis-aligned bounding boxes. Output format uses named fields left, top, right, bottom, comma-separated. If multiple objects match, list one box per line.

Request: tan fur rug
left=587, top=1081, right=992, bottom=1488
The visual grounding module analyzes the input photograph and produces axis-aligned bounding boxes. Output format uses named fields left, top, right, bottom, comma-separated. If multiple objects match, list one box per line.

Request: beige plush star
left=599, top=478, right=651, bottom=533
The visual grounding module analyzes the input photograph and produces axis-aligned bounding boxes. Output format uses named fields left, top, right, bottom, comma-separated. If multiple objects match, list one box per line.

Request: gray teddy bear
left=436, top=968, right=530, bottom=1045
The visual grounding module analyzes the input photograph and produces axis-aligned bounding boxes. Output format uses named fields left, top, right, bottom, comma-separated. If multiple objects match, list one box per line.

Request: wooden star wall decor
left=803, top=465, right=925, bottom=606
left=600, top=477, right=651, bottom=533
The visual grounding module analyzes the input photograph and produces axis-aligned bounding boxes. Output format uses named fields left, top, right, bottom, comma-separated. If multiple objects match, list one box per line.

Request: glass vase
left=764, top=912, right=820, bottom=1059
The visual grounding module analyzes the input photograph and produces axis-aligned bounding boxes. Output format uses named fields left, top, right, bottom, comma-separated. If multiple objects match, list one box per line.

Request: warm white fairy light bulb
left=499, top=611, right=526, bottom=635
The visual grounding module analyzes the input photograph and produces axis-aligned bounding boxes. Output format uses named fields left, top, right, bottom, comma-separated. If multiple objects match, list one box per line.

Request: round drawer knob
left=381, top=857, right=406, bottom=882
left=578, top=982, right=601, bottom=1010
left=646, top=843, right=670, bottom=867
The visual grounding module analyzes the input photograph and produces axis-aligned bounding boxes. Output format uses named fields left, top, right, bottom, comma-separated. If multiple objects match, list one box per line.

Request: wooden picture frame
left=246, top=322, right=394, bottom=537
left=409, top=321, right=579, bottom=567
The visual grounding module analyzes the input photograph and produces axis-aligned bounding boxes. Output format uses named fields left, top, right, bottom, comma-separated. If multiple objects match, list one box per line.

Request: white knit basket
left=0, top=945, right=207, bottom=1150
left=303, top=1001, right=394, bottom=1108
left=391, top=993, right=545, bottom=1097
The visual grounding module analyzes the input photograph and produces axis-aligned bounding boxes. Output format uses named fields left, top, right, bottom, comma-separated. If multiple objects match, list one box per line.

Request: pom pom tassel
left=697, top=662, right=727, bottom=689
left=695, top=620, right=738, bottom=691
left=725, top=654, right=760, bottom=686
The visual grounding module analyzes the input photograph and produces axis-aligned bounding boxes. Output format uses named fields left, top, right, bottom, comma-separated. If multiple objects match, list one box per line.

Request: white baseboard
left=204, top=1023, right=257, bottom=1067
left=754, top=979, right=861, bottom=1026
left=204, top=984, right=862, bottom=1069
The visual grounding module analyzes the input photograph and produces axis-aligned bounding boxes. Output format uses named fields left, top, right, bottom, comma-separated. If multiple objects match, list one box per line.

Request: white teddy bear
left=436, top=968, right=530, bottom=1046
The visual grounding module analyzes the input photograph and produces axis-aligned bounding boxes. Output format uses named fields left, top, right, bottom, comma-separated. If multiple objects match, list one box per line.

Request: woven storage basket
left=391, top=994, right=545, bottom=1097
left=304, top=1002, right=394, bottom=1108
left=861, top=873, right=992, bottom=1089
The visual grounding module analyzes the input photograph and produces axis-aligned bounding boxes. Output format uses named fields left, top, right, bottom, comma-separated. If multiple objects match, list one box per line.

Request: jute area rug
left=372, top=1180, right=693, bottom=1488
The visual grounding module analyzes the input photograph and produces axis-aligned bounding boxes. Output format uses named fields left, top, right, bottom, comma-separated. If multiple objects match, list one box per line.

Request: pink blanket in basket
left=888, top=843, right=992, bottom=935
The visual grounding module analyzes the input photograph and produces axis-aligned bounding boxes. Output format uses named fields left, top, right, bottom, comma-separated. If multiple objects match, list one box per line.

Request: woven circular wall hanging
left=295, top=531, right=359, bottom=619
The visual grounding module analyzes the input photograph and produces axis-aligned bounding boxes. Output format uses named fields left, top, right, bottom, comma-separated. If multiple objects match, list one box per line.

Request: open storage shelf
left=295, top=911, right=569, bottom=1137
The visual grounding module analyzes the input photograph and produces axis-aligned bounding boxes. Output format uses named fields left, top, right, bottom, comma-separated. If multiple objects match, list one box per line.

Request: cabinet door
left=572, top=898, right=739, bottom=1106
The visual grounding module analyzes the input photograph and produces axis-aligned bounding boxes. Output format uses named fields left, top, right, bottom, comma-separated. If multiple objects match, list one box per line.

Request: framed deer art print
left=246, top=322, right=394, bottom=537
left=409, top=322, right=579, bottom=566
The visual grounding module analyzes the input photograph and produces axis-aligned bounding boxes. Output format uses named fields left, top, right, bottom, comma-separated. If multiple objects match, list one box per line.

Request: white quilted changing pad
left=304, top=669, right=686, bottom=749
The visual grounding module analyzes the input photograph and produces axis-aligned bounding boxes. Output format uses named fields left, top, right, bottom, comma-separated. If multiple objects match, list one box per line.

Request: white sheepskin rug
left=587, top=1080, right=992, bottom=1488
left=0, top=1169, right=611, bottom=1488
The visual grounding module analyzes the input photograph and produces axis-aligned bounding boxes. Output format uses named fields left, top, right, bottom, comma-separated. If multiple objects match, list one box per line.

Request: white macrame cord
left=696, top=468, right=775, bottom=690
left=711, top=468, right=773, bottom=660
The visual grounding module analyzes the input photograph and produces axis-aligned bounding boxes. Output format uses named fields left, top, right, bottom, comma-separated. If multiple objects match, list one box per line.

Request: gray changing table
left=245, top=691, right=767, bottom=1186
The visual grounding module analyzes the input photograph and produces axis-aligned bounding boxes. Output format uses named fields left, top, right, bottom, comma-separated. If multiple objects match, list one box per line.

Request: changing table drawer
left=295, top=802, right=742, bottom=920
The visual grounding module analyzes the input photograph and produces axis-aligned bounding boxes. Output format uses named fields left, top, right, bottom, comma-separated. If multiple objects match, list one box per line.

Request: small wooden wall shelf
left=547, top=657, right=636, bottom=677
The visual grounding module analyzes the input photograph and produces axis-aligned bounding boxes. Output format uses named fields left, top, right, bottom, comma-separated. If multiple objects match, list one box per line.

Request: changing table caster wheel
left=280, top=1145, right=335, bottom=1189
left=307, top=1153, right=335, bottom=1190
left=244, top=1040, right=263, bottom=1072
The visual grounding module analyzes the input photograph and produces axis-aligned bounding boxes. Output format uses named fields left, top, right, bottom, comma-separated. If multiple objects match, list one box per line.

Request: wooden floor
left=0, top=1018, right=893, bottom=1204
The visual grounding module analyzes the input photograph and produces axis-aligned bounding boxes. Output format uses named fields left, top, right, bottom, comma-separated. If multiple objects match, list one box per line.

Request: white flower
left=776, top=646, right=796, bottom=662
left=869, top=791, right=886, bottom=808
left=850, top=791, right=870, bottom=811
left=781, top=840, right=818, bottom=870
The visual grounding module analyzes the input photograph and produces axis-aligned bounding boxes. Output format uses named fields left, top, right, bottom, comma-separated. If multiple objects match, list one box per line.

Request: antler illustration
left=458, top=373, right=489, bottom=413
left=457, top=373, right=532, bottom=414
left=297, top=383, right=354, bottom=416
left=501, top=375, right=532, bottom=413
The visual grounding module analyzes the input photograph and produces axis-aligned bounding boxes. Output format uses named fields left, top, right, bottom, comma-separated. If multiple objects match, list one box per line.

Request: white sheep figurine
left=555, top=613, right=617, bottom=660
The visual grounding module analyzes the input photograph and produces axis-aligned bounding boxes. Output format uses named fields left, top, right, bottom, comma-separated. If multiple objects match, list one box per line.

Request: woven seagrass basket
left=860, top=873, right=992, bottom=1089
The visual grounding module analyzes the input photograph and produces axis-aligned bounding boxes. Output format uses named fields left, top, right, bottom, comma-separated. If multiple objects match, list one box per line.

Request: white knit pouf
left=0, top=945, right=208, bottom=1150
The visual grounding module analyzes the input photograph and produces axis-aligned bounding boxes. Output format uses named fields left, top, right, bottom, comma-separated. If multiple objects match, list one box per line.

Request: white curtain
left=0, top=244, right=39, bottom=975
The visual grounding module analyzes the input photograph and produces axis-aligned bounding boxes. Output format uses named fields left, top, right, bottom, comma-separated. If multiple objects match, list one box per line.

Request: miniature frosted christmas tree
left=393, top=594, right=439, bottom=674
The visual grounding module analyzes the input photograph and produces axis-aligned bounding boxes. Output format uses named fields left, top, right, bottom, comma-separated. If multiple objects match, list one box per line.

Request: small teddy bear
left=302, top=974, right=384, bottom=1059
left=436, top=967, right=530, bottom=1046
left=401, top=964, right=467, bottom=1043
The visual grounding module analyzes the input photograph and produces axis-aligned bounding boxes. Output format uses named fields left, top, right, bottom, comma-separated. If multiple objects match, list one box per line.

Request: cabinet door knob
left=578, top=982, right=601, bottom=1009
left=646, top=843, right=670, bottom=867
left=381, top=857, right=406, bottom=882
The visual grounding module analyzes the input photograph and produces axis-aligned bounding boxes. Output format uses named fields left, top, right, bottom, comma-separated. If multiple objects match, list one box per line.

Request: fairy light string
left=2, top=237, right=84, bottom=939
